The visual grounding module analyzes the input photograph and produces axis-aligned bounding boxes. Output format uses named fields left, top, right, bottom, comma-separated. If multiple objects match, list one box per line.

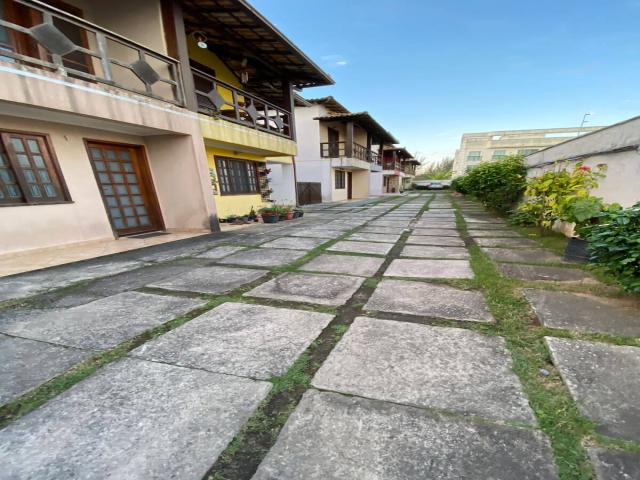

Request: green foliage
left=582, top=203, right=640, bottom=292
left=452, top=155, right=526, bottom=213
left=451, top=177, right=468, bottom=194
left=415, top=157, right=453, bottom=180
left=508, top=207, right=538, bottom=227
left=560, top=196, right=605, bottom=236
left=259, top=205, right=289, bottom=215
left=513, top=163, right=606, bottom=231
left=259, top=206, right=278, bottom=214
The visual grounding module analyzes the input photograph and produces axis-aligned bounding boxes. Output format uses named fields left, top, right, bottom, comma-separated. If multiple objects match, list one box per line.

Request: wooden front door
left=347, top=172, right=353, bottom=199
left=87, top=141, right=162, bottom=236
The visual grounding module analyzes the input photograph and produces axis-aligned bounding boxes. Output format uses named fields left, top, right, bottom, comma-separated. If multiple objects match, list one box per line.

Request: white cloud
left=321, top=54, right=349, bottom=67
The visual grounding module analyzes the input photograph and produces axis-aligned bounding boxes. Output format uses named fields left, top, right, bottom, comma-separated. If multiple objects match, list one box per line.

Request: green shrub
left=508, top=207, right=538, bottom=227
left=452, top=156, right=526, bottom=213
left=513, top=163, right=606, bottom=231
left=582, top=203, right=640, bottom=292
left=451, top=177, right=468, bottom=194
left=559, top=196, right=605, bottom=237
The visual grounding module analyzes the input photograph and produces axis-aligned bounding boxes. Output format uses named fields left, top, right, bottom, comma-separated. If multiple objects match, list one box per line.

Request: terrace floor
left=0, top=192, right=638, bottom=480
left=0, top=231, right=209, bottom=278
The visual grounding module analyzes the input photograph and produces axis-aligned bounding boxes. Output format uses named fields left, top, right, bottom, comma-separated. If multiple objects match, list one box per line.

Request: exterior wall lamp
left=192, top=31, right=208, bottom=49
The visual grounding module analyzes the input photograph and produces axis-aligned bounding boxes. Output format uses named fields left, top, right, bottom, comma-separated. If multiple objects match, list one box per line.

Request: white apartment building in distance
left=452, top=126, right=603, bottom=177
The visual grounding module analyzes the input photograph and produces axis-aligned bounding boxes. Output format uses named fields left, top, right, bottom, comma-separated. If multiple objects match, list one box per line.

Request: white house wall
left=267, top=163, right=297, bottom=205
left=369, top=171, right=383, bottom=196
left=526, top=116, right=640, bottom=208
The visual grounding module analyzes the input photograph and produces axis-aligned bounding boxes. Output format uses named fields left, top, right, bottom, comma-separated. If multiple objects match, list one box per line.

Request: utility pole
left=578, top=112, right=592, bottom=135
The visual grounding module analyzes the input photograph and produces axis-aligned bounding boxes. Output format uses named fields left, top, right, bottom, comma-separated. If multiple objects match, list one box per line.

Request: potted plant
left=559, top=196, right=605, bottom=263
left=248, top=206, right=258, bottom=222
left=281, top=205, right=294, bottom=221
left=293, top=207, right=304, bottom=219
left=259, top=206, right=279, bottom=223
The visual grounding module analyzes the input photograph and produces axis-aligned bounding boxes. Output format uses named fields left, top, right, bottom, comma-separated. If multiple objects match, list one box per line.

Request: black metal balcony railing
left=320, top=141, right=381, bottom=164
left=0, top=0, right=184, bottom=105
left=193, top=68, right=292, bottom=139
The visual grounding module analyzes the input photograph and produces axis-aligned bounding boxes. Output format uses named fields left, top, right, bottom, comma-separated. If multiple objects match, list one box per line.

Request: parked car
left=413, top=179, right=451, bottom=190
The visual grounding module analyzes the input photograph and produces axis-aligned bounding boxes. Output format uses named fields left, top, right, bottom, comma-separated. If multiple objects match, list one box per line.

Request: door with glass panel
left=87, top=142, right=162, bottom=236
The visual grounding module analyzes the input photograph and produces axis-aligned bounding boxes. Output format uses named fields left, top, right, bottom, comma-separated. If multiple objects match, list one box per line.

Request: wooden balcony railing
left=193, top=68, right=292, bottom=139
left=0, top=0, right=184, bottom=105
left=320, top=141, right=381, bottom=164
left=382, top=160, right=402, bottom=171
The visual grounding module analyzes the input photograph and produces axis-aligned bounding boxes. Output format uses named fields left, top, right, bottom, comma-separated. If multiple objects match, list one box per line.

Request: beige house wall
left=51, top=0, right=176, bottom=102
left=0, top=62, right=217, bottom=255
left=330, top=169, right=348, bottom=202
left=63, top=0, right=167, bottom=54
left=351, top=170, right=369, bottom=199
left=0, top=116, right=212, bottom=254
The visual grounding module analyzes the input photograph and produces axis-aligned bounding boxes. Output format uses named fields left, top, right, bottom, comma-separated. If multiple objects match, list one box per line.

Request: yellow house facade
left=181, top=7, right=332, bottom=220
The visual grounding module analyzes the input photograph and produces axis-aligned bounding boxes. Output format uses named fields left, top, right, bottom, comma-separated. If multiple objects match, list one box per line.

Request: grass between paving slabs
left=0, top=215, right=369, bottom=428
left=510, top=216, right=633, bottom=293
left=0, top=197, right=413, bottom=431
left=0, top=298, right=221, bottom=429
left=452, top=197, right=640, bottom=479
left=205, top=194, right=434, bottom=480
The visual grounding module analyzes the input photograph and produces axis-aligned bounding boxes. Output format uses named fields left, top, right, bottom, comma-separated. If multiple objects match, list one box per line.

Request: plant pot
left=284, top=211, right=294, bottom=220
left=563, top=237, right=590, bottom=263
left=261, top=214, right=279, bottom=224
left=292, top=211, right=301, bottom=219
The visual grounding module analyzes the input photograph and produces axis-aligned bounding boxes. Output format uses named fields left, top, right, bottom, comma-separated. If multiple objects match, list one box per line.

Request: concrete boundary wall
left=525, top=116, right=640, bottom=207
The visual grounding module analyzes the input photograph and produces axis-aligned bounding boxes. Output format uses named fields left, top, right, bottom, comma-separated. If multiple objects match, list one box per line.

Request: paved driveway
left=1, top=193, right=638, bottom=479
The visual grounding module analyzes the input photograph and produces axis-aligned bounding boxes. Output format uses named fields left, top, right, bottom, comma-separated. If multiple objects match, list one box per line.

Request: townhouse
left=289, top=96, right=397, bottom=204
left=382, top=147, right=419, bottom=193
left=0, top=0, right=331, bottom=254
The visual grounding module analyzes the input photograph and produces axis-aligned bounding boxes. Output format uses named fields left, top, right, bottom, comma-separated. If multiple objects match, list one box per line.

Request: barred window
left=215, top=157, right=259, bottom=195
left=335, top=170, right=345, bottom=189
left=0, top=131, right=70, bottom=206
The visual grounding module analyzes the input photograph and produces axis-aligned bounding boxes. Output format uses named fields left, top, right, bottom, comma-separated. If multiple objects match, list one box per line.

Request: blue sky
left=252, top=0, right=640, bottom=164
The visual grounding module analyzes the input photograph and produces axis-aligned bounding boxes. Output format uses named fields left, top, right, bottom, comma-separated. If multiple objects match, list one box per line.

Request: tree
left=415, top=156, right=454, bottom=180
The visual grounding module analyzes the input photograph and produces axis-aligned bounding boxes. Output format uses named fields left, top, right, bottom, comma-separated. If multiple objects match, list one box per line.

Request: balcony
left=320, top=141, right=381, bottom=171
left=382, top=160, right=402, bottom=172
left=0, top=0, right=184, bottom=105
left=193, top=68, right=292, bottom=140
